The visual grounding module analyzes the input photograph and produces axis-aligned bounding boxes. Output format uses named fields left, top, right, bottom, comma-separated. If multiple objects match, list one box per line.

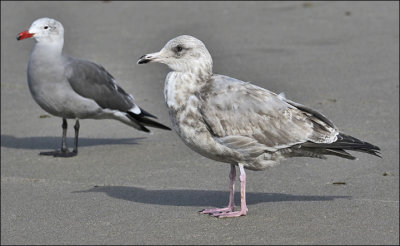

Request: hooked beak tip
left=137, top=54, right=152, bottom=64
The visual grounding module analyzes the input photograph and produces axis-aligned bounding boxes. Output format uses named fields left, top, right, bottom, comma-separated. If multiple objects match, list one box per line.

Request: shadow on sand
left=1, top=134, right=145, bottom=150
left=74, top=185, right=350, bottom=207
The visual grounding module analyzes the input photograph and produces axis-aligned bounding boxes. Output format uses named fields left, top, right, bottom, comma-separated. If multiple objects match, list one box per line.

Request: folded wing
left=199, top=75, right=339, bottom=155
left=64, top=57, right=137, bottom=112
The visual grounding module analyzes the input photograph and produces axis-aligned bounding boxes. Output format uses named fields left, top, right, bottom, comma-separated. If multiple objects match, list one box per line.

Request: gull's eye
left=175, top=45, right=183, bottom=53
left=44, top=26, right=49, bottom=30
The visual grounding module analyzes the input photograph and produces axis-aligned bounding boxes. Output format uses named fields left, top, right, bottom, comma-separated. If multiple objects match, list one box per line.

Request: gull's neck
left=164, top=70, right=212, bottom=111
left=186, top=60, right=213, bottom=83
left=31, top=40, right=64, bottom=61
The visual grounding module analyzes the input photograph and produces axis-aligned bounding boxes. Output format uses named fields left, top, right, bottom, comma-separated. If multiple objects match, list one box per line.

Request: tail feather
left=301, top=133, right=381, bottom=159
left=127, top=111, right=171, bottom=131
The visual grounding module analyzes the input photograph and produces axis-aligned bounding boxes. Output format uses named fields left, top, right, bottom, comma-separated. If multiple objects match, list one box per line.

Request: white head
left=138, top=35, right=213, bottom=77
left=17, top=17, right=64, bottom=44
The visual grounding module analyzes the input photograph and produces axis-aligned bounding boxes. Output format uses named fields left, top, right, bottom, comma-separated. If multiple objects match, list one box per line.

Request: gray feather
left=65, top=57, right=134, bottom=111
left=199, top=75, right=339, bottom=151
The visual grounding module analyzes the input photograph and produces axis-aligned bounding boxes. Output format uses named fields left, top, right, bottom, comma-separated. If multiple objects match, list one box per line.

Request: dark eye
left=175, top=45, right=183, bottom=52
left=44, top=26, right=49, bottom=29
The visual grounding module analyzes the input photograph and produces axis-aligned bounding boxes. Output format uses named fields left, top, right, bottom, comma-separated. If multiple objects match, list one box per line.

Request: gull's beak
left=17, top=30, right=35, bottom=41
left=137, top=52, right=161, bottom=64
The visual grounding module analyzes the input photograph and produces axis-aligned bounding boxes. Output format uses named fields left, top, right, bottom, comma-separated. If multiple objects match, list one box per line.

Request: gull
left=17, top=17, right=170, bottom=157
left=137, top=35, right=381, bottom=218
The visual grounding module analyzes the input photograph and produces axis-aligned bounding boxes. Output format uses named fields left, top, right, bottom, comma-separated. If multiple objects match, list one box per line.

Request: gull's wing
left=64, top=57, right=138, bottom=112
left=199, top=75, right=339, bottom=154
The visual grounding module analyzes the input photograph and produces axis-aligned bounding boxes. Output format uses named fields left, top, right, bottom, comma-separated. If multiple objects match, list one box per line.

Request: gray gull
left=17, top=17, right=170, bottom=157
left=137, top=35, right=381, bottom=218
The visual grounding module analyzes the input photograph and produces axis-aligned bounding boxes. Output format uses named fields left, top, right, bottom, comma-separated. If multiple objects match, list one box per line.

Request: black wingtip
left=127, top=111, right=171, bottom=131
left=301, top=133, right=382, bottom=159
left=334, top=133, right=382, bottom=158
left=139, top=107, right=158, bottom=119
left=140, top=118, right=171, bottom=131
left=139, top=125, right=151, bottom=133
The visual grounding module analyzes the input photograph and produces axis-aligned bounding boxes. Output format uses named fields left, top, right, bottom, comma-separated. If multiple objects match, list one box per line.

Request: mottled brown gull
left=17, top=18, right=170, bottom=157
left=137, top=35, right=381, bottom=218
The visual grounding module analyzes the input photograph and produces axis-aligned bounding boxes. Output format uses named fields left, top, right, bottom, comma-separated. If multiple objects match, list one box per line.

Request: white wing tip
left=129, top=105, right=141, bottom=115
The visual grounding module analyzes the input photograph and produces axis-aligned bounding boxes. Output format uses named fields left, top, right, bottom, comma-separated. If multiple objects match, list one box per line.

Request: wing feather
left=199, top=75, right=338, bottom=153
left=64, top=57, right=135, bottom=112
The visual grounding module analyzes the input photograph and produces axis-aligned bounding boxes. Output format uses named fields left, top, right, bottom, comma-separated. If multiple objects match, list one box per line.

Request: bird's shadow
left=1, top=134, right=145, bottom=150
left=74, top=185, right=350, bottom=207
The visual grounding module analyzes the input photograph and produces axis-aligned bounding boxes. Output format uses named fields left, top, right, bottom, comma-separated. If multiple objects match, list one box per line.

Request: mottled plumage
left=138, top=35, right=380, bottom=218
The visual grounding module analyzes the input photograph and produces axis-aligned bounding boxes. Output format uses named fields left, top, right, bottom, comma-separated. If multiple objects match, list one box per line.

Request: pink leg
left=216, top=164, right=247, bottom=218
left=199, top=164, right=236, bottom=214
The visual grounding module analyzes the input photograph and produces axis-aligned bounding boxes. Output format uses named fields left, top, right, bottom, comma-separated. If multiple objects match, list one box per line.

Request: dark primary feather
left=139, top=107, right=157, bottom=119
left=298, top=133, right=381, bottom=159
left=127, top=111, right=171, bottom=131
left=65, top=57, right=134, bottom=111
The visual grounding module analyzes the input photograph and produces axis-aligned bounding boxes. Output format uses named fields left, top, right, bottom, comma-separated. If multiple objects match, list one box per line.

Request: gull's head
left=17, top=17, right=64, bottom=44
left=137, top=35, right=213, bottom=75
